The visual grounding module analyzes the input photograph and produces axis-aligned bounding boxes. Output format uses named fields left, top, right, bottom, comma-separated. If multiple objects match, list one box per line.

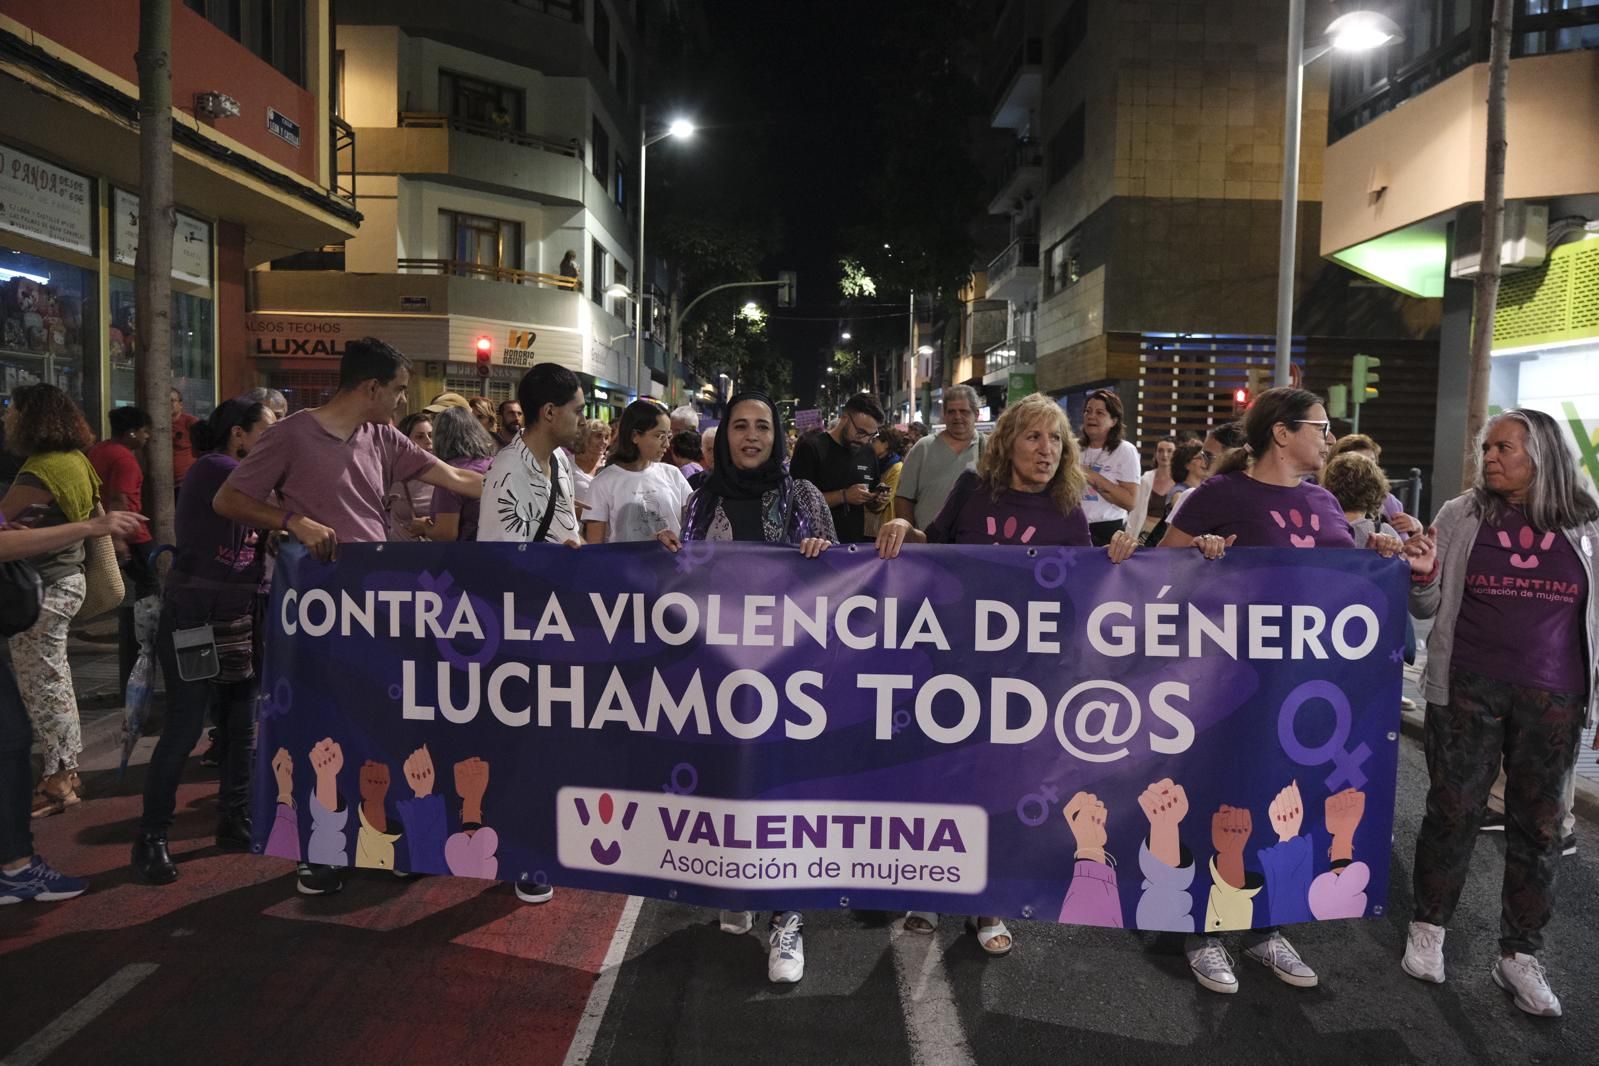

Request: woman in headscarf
left=672, top=391, right=833, bottom=985
left=681, top=391, right=834, bottom=555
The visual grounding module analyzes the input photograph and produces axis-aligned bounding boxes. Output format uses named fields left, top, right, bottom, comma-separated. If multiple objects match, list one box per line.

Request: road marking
left=2, top=962, right=158, bottom=1066
left=889, top=920, right=977, bottom=1066
left=562, top=894, right=644, bottom=1066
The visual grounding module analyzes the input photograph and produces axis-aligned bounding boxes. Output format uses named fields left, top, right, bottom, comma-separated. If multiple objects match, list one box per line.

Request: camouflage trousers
left=1412, top=669, right=1585, bottom=955
left=7, top=573, right=86, bottom=776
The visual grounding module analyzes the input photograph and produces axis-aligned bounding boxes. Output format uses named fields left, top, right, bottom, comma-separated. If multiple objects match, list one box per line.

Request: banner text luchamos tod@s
left=252, top=541, right=1405, bottom=932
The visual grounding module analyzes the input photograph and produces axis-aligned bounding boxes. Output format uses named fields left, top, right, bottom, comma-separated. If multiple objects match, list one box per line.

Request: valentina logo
left=573, top=792, right=639, bottom=866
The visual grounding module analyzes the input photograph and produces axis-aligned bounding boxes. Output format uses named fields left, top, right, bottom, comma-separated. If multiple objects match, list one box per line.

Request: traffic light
left=1326, top=383, right=1349, bottom=419
left=1352, top=354, right=1380, bottom=404
left=777, top=270, right=797, bottom=308
left=1233, top=386, right=1251, bottom=414
left=475, top=334, right=493, bottom=378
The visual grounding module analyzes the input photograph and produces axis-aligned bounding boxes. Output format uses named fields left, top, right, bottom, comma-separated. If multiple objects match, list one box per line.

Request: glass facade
left=0, top=246, right=98, bottom=421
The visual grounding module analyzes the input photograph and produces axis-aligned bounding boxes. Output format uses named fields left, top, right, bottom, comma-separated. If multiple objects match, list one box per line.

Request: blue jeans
left=0, top=658, right=34, bottom=863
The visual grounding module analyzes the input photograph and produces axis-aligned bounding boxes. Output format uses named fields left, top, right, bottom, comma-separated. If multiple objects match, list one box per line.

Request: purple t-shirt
left=167, top=453, right=265, bottom=621
left=1452, top=508, right=1590, bottom=694
left=225, top=411, right=436, bottom=545
left=429, top=455, right=494, bottom=542
left=926, top=471, right=1092, bottom=547
left=1169, top=471, right=1354, bottom=548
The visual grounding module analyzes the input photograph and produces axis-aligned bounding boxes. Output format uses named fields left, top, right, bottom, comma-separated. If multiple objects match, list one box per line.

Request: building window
left=1047, top=106, right=1085, bottom=186
left=1049, top=0, right=1088, bottom=82
left=184, top=0, right=306, bottom=86
left=616, top=47, right=631, bottom=103
left=1043, top=231, right=1082, bottom=299
left=591, top=238, right=606, bottom=305
left=441, top=211, right=522, bottom=275
left=108, top=277, right=215, bottom=417
left=592, top=117, right=610, bottom=186
left=0, top=247, right=98, bottom=419
left=333, top=50, right=345, bottom=119
left=594, top=3, right=612, bottom=71
left=614, top=152, right=627, bottom=211
left=440, top=70, right=523, bottom=131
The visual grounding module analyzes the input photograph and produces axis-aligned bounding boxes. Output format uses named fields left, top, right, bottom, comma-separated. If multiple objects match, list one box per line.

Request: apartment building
left=0, top=0, right=358, bottom=431
left=253, top=0, right=664, bottom=418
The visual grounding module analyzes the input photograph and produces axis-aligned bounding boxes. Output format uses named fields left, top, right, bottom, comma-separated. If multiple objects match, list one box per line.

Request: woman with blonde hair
left=875, top=392, right=1137, bottom=954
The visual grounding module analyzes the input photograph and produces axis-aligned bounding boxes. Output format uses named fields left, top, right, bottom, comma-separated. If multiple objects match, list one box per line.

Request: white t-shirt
left=477, top=437, right=582, bottom=544
left=584, top=461, right=690, bottom=543
left=1079, top=440, right=1141, bottom=524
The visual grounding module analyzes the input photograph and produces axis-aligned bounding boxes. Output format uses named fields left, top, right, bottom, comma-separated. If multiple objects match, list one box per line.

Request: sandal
left=967, top=916, right=1013, bottom=957
left=903, top=911, right=939, bottom=934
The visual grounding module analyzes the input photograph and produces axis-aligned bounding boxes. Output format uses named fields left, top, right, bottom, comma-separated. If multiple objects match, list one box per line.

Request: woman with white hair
left=1400, top=408, right=1599, bottom=1018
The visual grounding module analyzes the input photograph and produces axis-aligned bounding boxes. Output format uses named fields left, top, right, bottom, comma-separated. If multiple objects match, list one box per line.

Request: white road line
left=889, top=921, right=977, bottom=1066
left=2, top=962, right=159, bottom=1066
left=562, top=895, right=645, bottom=1066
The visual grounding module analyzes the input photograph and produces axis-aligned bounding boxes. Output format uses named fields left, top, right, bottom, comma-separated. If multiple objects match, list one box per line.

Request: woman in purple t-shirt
left=1402, top=409, right=1598, bottom=1018
left=1157, top=388, right=1421, bottom=997
left=876, top=393, right=1137, bottom=956
left=133, top=399, right=277, bottom=886
left=424, top=407, right=498, bottom=542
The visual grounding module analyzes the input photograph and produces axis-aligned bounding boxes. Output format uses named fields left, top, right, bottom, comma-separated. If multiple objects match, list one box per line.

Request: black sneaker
left=514, top=879, right=553, bottom=904
left=296, top=863, right=345, bottom=896
left=1480, top=811, right=1505, bottom=833
left=1562, top=832, right=1577, bottom=857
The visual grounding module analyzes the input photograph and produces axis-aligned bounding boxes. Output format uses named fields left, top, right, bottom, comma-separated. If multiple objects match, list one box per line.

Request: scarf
left=690, top=391, right=792, bottom=540
left=19, top=450, right=100, bottom=522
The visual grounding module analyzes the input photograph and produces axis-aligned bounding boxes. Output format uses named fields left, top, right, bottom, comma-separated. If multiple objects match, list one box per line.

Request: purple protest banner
left=252, top=541, right=1406, bottom=932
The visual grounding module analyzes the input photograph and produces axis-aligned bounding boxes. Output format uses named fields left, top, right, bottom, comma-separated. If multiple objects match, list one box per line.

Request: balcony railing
left=397, top=259, right=581, bottom=291
left=398, top=113, right=582, bottom=158
left=988, top=36, right=1042, bottom=114
left=331, top=115, right=356, bottom=207
left=990, top=140, right=1042, bottom=205
left=987, top=236, right=1040, bottom=281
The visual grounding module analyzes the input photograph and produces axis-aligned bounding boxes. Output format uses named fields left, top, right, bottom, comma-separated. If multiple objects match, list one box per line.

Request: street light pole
left=634, top=104, right=649, bottom=400
left=1273, top=0, right=1306, bottom=389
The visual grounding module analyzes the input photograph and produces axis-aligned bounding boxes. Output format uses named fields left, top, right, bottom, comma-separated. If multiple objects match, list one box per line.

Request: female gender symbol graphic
left=1277, top=680, right=1372, bottom=791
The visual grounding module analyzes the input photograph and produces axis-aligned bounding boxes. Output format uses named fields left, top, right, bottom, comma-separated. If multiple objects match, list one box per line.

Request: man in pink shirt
left=213, top=337, right=483, bottom=895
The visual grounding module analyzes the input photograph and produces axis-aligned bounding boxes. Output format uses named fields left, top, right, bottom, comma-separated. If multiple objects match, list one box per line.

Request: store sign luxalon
left=246, top=314, right=448, bottom=359
left=0, top=144, right=93, bottom=255
left=112, top=189, right=213, bottom=287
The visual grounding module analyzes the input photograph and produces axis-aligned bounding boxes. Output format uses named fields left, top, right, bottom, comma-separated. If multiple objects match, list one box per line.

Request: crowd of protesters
left=0, top=340, right=1592, bottom=1023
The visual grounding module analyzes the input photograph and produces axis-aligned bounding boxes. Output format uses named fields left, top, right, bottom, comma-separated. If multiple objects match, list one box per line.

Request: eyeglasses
left=845, top=413, right=880, bottom=442
left=1291, top=419, right=1332, bottom=435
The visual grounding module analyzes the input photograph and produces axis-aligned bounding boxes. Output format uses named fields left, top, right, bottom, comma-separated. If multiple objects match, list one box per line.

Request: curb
left=1399, top=706, right=1599, bottom=824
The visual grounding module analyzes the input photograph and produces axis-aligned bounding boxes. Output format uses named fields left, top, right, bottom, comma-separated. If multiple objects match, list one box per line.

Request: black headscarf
left=688, top=391, right=791, bottom=541
left=704, top=391, right=788, bottom=501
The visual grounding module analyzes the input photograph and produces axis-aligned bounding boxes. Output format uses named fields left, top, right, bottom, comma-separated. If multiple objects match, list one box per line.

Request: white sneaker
left=719, top=909, right=753, bottom=934
left=1187, top=936, right=1238, bottom=994
left=1401, top=922, right=1446, bottom=983
left=1493, top=953, right=1561, bottom=1017
left=768, top=911, right=805, bottom=984
left=1244, top=931, right=1318, bottom=988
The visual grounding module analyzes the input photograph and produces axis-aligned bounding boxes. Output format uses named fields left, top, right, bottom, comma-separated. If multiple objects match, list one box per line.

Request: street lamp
left=632, top=110, right=696, bottom=399
left=1273, top=7, right=1401, bottom=387
left=840, top=331, right=852, bottom=341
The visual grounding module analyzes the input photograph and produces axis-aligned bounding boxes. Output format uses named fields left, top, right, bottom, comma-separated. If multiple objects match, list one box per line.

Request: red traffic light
left=475, top=335, right=493, bottom=355
left=1234, top=387, right=1249, bottom=404
left=475, top=335, right=493, bottom=377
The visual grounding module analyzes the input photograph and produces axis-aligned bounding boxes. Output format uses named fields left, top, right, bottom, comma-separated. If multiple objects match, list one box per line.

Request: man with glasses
left=790, top=393, right=885, bottom=543
left=894, top=384, right=984, bottom=532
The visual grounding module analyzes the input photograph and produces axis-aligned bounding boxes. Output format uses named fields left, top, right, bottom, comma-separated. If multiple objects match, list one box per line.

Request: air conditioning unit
left=1449, top=202, right=1548, bottom=279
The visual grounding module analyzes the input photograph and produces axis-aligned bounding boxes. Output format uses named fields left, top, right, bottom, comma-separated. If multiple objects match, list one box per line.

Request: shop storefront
left=0, top=139, right=218, bottom=433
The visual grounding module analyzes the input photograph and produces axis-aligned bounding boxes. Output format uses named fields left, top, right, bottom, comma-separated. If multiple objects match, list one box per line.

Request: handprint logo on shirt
left=1270, top=508, right=1320, bottom=548
left=985, top=514, right=1037, bottom=544
left=1498, top=525, right=1557, bottom=570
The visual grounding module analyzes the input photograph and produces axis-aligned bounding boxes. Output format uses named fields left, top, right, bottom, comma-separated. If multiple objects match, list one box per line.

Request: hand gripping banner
left=252, top=541, right=1406, bottom=932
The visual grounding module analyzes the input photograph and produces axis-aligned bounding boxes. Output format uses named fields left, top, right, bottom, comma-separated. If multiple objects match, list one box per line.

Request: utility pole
left=136, top=0, right=176, bottom=553
left=907, top=289, right=916, bottom=423
left=1462, top=0, right=1513, bottom=490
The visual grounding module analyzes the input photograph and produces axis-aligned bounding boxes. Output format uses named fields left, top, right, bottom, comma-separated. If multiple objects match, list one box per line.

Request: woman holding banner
left=584, top=400, right=690, bottom=549
left=1401, top=408, right=1598, bottom=1018
left=132, top=399, right=277, bottom=884
left=675, top=391, right=834, bottom=984
left=1158, top=386, right=1421, bottom=995
left=875, top=392, right=1137, bottom=956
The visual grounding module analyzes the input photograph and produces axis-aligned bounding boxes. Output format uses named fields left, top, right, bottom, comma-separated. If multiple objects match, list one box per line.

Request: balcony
left=989, top=36, right=1042, bottom=130
left=982, top=337, right=1036, bottom=386
left=356, top=114, right=588, bottom=206
left=987, top=141, right=1043, bottom=214
left=986, top=236, right=1041, bottom=303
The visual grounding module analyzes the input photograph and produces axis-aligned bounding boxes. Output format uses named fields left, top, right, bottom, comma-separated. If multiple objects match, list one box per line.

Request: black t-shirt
left=789, top=430, right=876, bottom=542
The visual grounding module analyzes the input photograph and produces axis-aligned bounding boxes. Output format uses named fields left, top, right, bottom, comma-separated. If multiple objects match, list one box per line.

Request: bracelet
left=279, top=511, right=296, bottom=532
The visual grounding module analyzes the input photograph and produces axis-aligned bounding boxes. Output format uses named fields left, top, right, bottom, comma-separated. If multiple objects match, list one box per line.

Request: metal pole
left=634, top=104, right=647, bottom=399
left=907, top=288, right=916, bottom=422
left=1274, top=0, right=1305, bottom=388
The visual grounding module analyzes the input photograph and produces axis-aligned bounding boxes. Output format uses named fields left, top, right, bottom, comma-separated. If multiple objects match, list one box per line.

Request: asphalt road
left=2, top=732, right=1595, bottom=1066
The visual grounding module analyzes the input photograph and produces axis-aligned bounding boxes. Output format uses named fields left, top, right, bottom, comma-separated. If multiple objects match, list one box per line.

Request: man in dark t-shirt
left=788, top=393, right=885, bottom=543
